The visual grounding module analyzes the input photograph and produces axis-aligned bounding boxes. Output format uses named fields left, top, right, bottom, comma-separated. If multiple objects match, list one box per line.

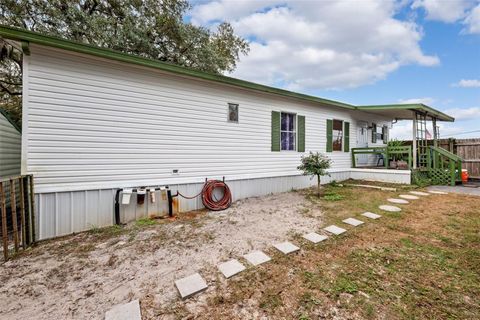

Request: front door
left=356, top=122, right=368, bottom=166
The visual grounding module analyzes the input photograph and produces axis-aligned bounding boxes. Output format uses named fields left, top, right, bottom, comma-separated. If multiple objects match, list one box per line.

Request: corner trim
left=21, top=40, right=30, bottom=55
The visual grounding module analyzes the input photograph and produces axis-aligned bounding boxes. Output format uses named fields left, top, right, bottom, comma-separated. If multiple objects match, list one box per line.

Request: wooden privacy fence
left=438, top=138, right=480, bottom=178
left=0, top=175, right=35, bottom=261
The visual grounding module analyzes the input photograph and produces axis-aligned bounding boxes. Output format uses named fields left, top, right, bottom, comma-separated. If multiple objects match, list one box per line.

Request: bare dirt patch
left=2, top=182, right=479, bottom=320
left=0, top=190, right=322, bottom=320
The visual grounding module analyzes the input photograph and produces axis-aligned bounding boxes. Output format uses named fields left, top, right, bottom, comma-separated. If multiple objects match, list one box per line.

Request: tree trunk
left=317, top=175, right=321, bottom=197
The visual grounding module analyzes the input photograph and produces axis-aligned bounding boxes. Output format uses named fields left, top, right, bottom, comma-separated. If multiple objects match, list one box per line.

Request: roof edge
left=0, top=25, right=356, bottom=110
left=0, top=107, right=21, bottom=133
left=357, top=103, right=454, bottom=122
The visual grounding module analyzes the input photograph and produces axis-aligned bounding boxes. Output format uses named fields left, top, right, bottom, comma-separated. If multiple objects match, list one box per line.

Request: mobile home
left=0, top=26, right=455, bottom=240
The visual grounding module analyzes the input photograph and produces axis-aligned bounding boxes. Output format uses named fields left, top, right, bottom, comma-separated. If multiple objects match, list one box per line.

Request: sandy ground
left=0, top=190, right=323, bottom=320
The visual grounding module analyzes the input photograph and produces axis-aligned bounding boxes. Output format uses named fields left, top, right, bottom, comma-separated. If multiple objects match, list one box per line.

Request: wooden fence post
left=10, top=179, right=19, bottom=252
left=19, top=177, right=26, bottom=249
left=0, top=182, right=8, bottom=261
left=29, top=175, right=36, bottom=244
left=448, top=138, right=454, bottom=153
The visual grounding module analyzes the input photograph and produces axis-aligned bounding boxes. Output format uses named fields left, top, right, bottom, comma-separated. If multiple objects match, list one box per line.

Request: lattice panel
left=428, top=169, right=450, bottom=185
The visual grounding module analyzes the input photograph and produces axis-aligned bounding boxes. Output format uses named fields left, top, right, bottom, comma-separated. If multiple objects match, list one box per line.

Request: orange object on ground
left=461, top=169, right=469, bottom=183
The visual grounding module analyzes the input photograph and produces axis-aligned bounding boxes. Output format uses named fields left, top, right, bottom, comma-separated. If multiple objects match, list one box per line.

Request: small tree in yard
left=298, top=152, right=332, bottom=197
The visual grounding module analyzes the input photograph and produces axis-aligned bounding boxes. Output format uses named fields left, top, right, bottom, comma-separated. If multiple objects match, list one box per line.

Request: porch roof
left=357, top=104, right=454, bottom=122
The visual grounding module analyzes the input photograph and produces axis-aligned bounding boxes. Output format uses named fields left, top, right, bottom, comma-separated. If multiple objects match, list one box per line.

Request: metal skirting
left=34, top=170, right=403, bottom=240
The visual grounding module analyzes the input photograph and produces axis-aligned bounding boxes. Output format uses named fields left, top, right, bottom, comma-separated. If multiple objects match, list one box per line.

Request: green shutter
left=344, top=121, right=350, bottom=152
left=271, top=111, right=280, bottom=151
left=297, top=115, right=305, bottom=152
left=326, top=119, right=333, bottom=152
left=383, top=126, right=388, bottom=144
left=372, top=123, right=377, bottom=143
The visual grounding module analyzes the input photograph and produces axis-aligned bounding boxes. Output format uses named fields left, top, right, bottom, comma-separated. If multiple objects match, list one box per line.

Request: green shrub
left=412, top=170, right=432, bottom=187
left=298, top=152, right=332, bottom=197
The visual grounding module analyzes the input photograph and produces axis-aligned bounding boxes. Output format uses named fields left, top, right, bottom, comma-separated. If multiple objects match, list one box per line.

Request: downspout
left=114, top=188, right=122, bottom=225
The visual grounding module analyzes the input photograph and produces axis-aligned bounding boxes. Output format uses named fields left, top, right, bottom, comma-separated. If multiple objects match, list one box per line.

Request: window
left=375, top=125, right=383, bottom=141
left=281, top=112, right=296, bottom=151
left=332, top=119, right=343, bottom=151
left=228, top=103, right=239, bottom=122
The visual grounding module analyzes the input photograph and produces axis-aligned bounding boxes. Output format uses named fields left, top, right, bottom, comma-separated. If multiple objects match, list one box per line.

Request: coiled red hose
left=177, top=180, right=232, bottom=211
left=201, top=180, right=232, bottom=211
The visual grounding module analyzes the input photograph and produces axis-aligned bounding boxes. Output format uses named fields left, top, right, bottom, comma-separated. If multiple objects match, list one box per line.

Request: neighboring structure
left=0, top=26, right=455, bottom=240
left=0, top=108, right=21, bottom=178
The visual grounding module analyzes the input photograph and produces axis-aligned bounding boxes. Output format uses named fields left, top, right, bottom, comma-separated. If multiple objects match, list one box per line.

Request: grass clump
left=135, top=217, right=157, bottom=227
left=333, top=276, right=358, bottom=294
left=323, top=192, right=344, bottom=201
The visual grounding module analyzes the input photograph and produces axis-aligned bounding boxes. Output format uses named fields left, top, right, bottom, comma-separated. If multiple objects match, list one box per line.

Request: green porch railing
left=351, top=145, right=412, bottom=169
left=351, top=145, right=462, bottom=186
left=427, top=146, right=462, bottom=186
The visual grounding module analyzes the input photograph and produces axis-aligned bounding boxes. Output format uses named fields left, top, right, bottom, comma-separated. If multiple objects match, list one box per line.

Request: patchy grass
left=173, top=182, right=480, bottom=320
left=134, top=217, right=157, bottom=227
left=322, top=192, right=344, bottom=201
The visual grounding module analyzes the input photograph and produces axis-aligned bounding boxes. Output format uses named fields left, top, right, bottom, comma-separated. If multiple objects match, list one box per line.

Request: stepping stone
left=324, top=225, right=347, bottom=235
left=362, top=212, right=381, bottom=219
left=218, top=259, right=246, bottom=279
left=273, top=241, right=300, bottom=254
left=342, top=217, right=364, bottom=226
left=379, top=205, right=401, bottom=212
left=399, top=194, right=419, bottom=200
left=303, top=232, right=328, bottom=243
left=429, top=190, right=448, bottom=194
left=105, top=300, right=141, bottom=320
left=387, top=198, right=409, bottom=204
left=243, top=250, right=271, bottom=266
left=175, top=273, right=208, bottom=299
left=409, top=191, right=430, bottom=196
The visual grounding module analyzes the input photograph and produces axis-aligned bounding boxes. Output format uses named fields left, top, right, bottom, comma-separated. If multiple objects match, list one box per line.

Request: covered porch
left=351, top=104, right=461, bottom=186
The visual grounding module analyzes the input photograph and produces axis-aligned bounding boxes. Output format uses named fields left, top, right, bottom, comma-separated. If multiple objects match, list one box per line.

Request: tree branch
left=0, top=82, right=22, bottom=96
left=1, top=79, right=21, bottom=86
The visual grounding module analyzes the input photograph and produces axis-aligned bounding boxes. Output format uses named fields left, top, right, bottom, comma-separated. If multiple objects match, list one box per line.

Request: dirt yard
left=1, top=181, right=479, bottom=320
left=0, top=190, right=323, bottom=320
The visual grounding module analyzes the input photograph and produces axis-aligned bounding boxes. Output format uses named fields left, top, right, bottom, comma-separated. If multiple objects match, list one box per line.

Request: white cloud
left=411, top=0, right=480, bottom=34
left=390, top=120, right=475, bottom=140
left=397, top=97, right=435, bottom=105
left=390, top=120, right=414, bottom=140
left=464, top=4, right=480, bottom=33
left=443, top=107, right=480, bottom=120
left=452, top=79, right=480, bottom=87
left=411, top=0, right=473, bottom=23
left=190, top=0, right=439, bottom=91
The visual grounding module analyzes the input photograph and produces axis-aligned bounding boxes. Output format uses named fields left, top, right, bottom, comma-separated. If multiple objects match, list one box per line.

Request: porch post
left=432, top=117, right=438, bottom=148
left=412, top=111, right=417, bottom=169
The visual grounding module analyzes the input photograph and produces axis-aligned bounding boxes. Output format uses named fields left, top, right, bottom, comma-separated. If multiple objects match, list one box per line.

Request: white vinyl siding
left=0, top=112, right=21, bottom=178
left=24, top=45, right=391, bottom=193
left=355, top=119, right=391, bottom=167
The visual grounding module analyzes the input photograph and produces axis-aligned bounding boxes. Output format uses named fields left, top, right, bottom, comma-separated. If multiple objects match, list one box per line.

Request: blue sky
left=188, top=0, right=480, bottom=139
